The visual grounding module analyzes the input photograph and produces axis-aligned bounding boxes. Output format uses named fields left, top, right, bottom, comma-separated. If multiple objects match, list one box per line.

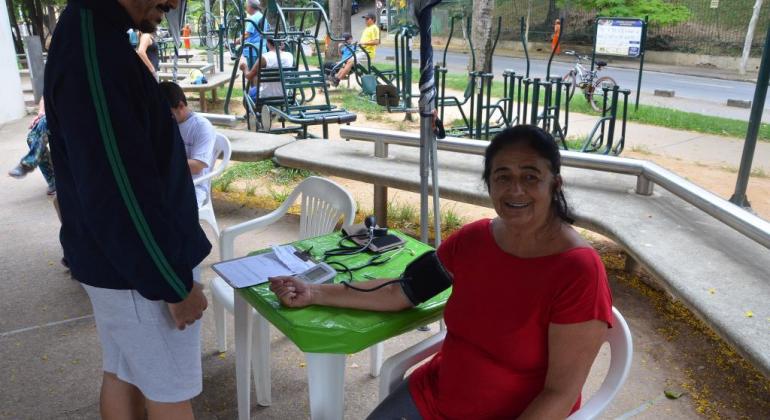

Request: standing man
left=44, top=1, right=211, bottom=419
left=330, top=12, right=380, bottom=86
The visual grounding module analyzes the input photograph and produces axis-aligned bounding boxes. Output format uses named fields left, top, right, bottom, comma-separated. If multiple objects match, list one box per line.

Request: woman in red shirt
left=270, top=125, right=613, bottom=419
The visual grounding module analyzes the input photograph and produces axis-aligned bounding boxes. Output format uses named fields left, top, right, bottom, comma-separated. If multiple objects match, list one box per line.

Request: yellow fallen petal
left=708, top=288, right=716, bottom=295
left=299, top=362, right=306, bottom=368
left=744, top=311, right=754, bottom=318
left=217, top=353, right=227, bottom=359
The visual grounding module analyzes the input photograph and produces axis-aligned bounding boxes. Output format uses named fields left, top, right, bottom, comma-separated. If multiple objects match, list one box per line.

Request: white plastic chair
left=210, top=176, right=384, bottom=406
left=193, top=132, right=232, bottom=238
left=378, top=306, right=633, bottom=419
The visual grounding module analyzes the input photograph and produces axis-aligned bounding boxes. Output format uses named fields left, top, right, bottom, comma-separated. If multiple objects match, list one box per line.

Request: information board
left=595, top=18, right=644, bottom=57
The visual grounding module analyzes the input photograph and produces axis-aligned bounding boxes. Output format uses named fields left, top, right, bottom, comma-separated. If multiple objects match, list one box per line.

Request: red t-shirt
left=408, top=219, right=613, bottom=419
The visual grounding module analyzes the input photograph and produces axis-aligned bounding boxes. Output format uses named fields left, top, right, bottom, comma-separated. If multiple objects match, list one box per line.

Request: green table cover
left=236, top=230, right=450, bottom=354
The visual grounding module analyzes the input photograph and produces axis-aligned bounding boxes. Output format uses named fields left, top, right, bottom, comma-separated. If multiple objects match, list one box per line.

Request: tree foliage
left=559, top=0, right=690, bottom=25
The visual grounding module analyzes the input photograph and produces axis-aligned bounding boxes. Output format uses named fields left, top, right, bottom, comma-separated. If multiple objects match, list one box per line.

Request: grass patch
left=212, top=160, right=317, bottom=192
left=212, top=161, right=274, bottom=192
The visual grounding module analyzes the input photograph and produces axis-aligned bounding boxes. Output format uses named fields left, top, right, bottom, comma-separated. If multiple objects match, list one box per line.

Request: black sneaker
left=8, top=164, right=32, bottom=179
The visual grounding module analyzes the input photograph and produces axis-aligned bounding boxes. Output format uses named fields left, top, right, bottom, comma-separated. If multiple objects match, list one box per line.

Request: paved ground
left=2, top=113, right=769, bottom=419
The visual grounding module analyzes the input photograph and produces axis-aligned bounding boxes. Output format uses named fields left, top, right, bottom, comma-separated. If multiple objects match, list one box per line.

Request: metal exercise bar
left=339, top=126, right=770, bottom=250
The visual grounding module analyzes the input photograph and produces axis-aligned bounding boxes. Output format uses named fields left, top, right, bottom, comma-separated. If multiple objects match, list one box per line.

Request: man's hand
left=269, top=276, right=315, bottom=308
left=168, top=282, right=208, bottom=330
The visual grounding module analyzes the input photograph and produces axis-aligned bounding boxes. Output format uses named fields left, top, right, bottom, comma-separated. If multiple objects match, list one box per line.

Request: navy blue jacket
left=44, top=0, right=212, bottom=303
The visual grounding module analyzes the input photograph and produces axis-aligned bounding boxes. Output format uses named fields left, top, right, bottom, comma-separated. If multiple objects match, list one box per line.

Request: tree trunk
left=327, top=0, right=352, bottom=61
left=470, top=0, right=494, bottom=72
left=45, top=4, right=57, bottom=35
left=545, top=0, right=559, bottom=27
left=6, top=0, right=23, bottom=53
left=22, top=0, right=45, bottom=38
left=740, top=0, right=764, bottom=75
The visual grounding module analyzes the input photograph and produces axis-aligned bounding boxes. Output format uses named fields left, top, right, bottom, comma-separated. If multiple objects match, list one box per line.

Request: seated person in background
left=323, top=32, right=355, bottom=79
left=270, top=125, right=613, bottom=419
left=159, top=82, right=216, bottom=207
left=329, top=12, right=380, bottom=86
left=245, top=38, right=295, bottom=102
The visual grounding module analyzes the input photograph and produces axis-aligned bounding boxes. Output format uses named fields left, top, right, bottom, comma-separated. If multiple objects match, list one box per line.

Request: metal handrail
left=339, top=126, right=770, bottom=249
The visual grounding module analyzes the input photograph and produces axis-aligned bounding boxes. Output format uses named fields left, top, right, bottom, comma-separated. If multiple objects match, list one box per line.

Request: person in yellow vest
left=328, top=12, right=380, bottom=86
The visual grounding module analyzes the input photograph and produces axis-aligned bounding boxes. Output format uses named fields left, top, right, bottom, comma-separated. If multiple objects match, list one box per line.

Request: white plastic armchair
left=210, top=176, right=387, bottom=406
left=194, top=132, right=232, bottom=238
left=378, top=307, right=633, bottom=420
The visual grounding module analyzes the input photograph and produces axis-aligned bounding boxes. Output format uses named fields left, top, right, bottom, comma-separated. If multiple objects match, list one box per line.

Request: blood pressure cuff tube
left=399, top=251, right=453, bottom=306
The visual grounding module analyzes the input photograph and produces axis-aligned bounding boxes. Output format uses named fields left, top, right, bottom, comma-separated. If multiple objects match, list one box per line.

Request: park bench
left=255, top=130, right=770, bottom=379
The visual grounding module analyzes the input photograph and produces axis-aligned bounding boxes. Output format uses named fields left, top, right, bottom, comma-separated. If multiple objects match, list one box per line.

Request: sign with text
left=595, top=18, right=644, bottom=57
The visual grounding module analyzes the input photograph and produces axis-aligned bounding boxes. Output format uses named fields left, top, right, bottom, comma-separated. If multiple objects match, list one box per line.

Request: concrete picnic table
left=178, top=71, right=232, bottom=112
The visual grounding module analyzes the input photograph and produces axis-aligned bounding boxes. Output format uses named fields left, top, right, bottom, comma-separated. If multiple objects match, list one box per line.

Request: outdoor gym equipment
left=435, top=16, right=510, bottom=139
left=580, top=85, right=630, bottom=155
left=233, top=1, right=356, bottom=139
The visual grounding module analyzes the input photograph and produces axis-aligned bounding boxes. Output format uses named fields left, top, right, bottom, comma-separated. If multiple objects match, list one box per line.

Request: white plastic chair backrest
left=219, top=176, right=356, bottom=260
left=292, top=176, right=356, bottom=239
left=567, top=306, right=633, bottom=420
left=208, top=133, right=232, bottom=180
left=193, top=132, right=232, bottom=190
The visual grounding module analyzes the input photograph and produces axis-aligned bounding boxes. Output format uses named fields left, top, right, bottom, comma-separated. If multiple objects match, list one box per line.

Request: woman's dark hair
left=482, top=125, right=574, bottom=224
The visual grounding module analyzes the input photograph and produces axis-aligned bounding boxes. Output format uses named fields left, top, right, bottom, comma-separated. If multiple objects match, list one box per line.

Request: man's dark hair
left=158, top=81, right=187, bottom=108
left=482, top=125, right=574, bottom=224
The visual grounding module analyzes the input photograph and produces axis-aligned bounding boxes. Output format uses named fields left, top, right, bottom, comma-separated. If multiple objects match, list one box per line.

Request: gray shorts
left=82, top=283, right=202, bottom=403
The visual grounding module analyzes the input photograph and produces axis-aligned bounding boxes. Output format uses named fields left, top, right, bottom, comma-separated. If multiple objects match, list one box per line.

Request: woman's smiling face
left=488, top=143, right=558, bottom=230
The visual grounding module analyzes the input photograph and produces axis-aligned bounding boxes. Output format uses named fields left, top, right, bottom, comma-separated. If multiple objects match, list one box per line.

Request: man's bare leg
left=146, top=399, right=195, bottom=420
left=100, top=372, right=145, bottom=420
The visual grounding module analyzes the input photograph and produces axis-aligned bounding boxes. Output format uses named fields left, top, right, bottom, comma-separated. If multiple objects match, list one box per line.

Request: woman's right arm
left=136, top=34, right=156, bottom=74
left=269, top=276, right=413, bottom=312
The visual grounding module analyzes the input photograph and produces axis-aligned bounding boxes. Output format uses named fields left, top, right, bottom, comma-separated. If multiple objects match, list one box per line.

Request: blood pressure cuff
left=399, top=251, right=453, bottom=306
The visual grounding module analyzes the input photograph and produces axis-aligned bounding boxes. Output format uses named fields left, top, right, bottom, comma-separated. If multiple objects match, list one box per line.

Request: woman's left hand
left=269, top=276, right=315, bottom=308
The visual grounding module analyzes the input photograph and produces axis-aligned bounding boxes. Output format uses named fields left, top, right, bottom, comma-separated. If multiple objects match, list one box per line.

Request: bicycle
left=562, top=51, right=618, bottom=112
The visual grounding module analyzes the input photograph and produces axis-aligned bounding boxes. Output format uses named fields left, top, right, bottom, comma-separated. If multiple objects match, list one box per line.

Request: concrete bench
left=270, top=135, right=770, bottom=378
left=219, top=128, right=296, bottom=161
left=199, top=113, right=239, bottom=127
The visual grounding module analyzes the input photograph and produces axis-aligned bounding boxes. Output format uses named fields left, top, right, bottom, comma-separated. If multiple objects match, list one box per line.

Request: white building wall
left=0, top=0, right=26, bottom=125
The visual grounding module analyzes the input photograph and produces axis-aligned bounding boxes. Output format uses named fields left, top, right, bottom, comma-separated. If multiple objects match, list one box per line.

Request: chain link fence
left=432, top=0, right=770, bottom=57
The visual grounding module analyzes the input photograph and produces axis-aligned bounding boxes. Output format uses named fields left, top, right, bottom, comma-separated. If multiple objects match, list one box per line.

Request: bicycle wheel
left=561, top=71, right=577, bottom=103
left=588, top=76, right=617, bottom=113
left=197, top=12, right=221, bottom=51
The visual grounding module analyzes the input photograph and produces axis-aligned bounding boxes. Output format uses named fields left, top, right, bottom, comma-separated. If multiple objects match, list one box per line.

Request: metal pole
left=417, top=0, right=444, bottom=246
left=590, top=17, right=598, bottom=72
left=635, top=17, right=648, bottom=110
left=520, top=17, right=530, bottom=78
left=730, top=25, right=770, bottom=208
